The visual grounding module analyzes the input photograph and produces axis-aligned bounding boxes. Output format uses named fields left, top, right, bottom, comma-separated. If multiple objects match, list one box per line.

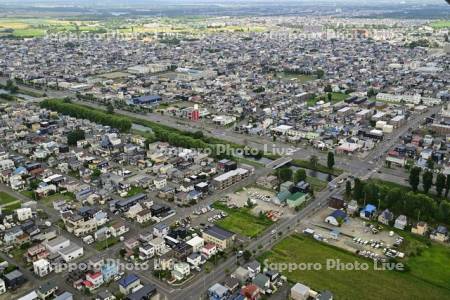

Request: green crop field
left=259, top=235, right=450, bottom=300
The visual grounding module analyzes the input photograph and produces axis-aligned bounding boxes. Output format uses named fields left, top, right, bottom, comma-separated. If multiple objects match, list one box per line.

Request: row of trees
left=42, top=99, right=265, bottom=161
left=352, top=179, right=450, bottom=225
left=276, top=167, right=308, bottom=185
left=409, top=166, right=450, bottom=197
left=41, top=99, right=132, bottom=132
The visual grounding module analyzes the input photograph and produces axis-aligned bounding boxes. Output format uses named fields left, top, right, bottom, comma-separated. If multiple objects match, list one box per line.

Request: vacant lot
left=259, top=235, right=450, bottom=300
left=0, top=191, right=18, bottom=206
left=277, top=72, right=316, bottom=83
left=212, top=202, right=273, bottom=238
left=307, top=92, right=349, bottom=106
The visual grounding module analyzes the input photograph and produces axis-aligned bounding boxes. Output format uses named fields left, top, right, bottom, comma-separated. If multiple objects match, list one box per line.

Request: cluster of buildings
left=0, top=101, right=262, bottom=298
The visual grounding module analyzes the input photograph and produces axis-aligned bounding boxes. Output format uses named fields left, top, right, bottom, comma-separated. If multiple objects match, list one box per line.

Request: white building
left=16, top=208, right=33, bottom=222
left=212, top=115, right=236, bottom=126
left=44, top=236, right=71, bottom=253
left=186, top=236, right=204, bottom=253
left=172, top=262, right=190, bottom=281
left=291, top=283, right=311, bottom=300
left=0, top=159, right=14, bottom=171
left=149, top=237, right=167, bottom=256
left=59, top=243, right=84, bottom=262
left=33, top=258, right=52, bottom=277
left=0, top=278, right=5, bottom=295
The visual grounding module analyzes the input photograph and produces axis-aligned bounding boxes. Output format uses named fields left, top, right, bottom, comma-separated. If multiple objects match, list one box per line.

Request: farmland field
left=259, top=235, right=450, bottom=300
left=212, top=202, right=273, bottom=238
left=430, top=20, right=450, bottom=29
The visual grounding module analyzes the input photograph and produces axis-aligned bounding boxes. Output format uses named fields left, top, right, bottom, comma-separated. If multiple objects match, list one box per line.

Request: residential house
left=394, top=215, right=408, bottom=230
left=136, top=209, right=152, bottom=224
left=37, top=282, right=58, bottom=300
left=411, top=222, right=428, bottom=236
left=101, top=262, right=119, bottom=283
left=208, top=283, right=230, bottom=300
left=202, top=226, right=235, bottom=250
left=378, top=209, right=394, bottom=225
left=153, top=223, right=169, bottom=237
left=125, top=284, right=156, bottom=300
left=110, top=222, right=129, bottom=237
left=291, top=283, right=310, bottom=300
left=33, top=259, right=52, bottom=277
left=171, top=262, right=190, bottom=281
left=118, top=274, right=141, bottom=295
left=430, top=226, right=449, bottom=242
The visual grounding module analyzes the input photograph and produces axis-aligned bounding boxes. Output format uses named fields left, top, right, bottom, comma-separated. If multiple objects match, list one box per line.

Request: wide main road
left=71, top=99, right=441, bottom=172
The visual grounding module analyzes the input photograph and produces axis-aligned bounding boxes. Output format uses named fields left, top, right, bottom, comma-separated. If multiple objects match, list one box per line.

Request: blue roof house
left=360, top=204, right=377, bottom=220
left=118, top=274, right=141, bottom=295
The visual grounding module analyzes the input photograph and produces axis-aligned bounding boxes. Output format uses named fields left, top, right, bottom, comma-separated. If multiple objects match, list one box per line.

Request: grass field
left=212, top=202, right=273, bottom=238
left=94, top=237, right=119, bottom=251
left=127, top=186, right=146, bottom=197
left=277, top=72, right=316, bottom=83
left=430, top=20, right=450, bottom=29
left=0, top=191, right=21, bottom=213
left=259, top=235, right=450, bottom=300
left=307, top=92, right=349, bottom=106
left=306, top=176, right=327, bottom=192
left=0, top=191, right=18, bottom=206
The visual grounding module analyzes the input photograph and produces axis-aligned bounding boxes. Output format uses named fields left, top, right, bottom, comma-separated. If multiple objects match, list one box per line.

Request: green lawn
left=94, top=237, right=119, bottom=251
left=259, top=235, right=450, bottom=300
left=306, top=176, right=327, bottom=192
left=0, top=192, right=18, bottom=206
left=0, top=192, right=21, bottom=213
left=212, top=202, right=273, bottom=238
left=127, top=186, right=146, bottom=197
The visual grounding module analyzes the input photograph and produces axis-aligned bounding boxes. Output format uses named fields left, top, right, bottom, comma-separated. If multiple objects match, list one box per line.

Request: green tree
left=276, top=167, right=293, bottom=182
left=367, top=88, right=377, bottom=98
left=446, top=174, right=450, bottom=197
left=422, top=170, right=433, bottom=194
left=363, top=182, right=379, bottom=204
left=324, top=84, right=332, bottom=93
left=316, top=69, right=324, bottom=79
left=67, top=129, right=85, bottom=146
left=243, top=250, right=252, bottom=262
left=106, top=103, right=114, bottom=114
left=309, top=155, right=319, bottom=168
left=353, top=178, right=364, bottom=202
left=327, top=152, right=335, bottom=169
left=327, top=92, right=332, bottom=102
left=435, top=173, right=446, bottom=197
left=5, top=79, right=18, bottom=93
left=409, top=166, right=421, bottom=192
left=294, top=169, right=307, bottom=184
left=426, top=157, right=434, bottom=170
left=345, top=180, right=352, bottom=197
left=91, top=168, right=101, bottom=179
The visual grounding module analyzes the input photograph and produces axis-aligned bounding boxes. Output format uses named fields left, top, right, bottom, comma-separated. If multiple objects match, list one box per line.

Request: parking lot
left=304, top=207, right=405, bottom=260
left=225, top=187, right=294, bottom=218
